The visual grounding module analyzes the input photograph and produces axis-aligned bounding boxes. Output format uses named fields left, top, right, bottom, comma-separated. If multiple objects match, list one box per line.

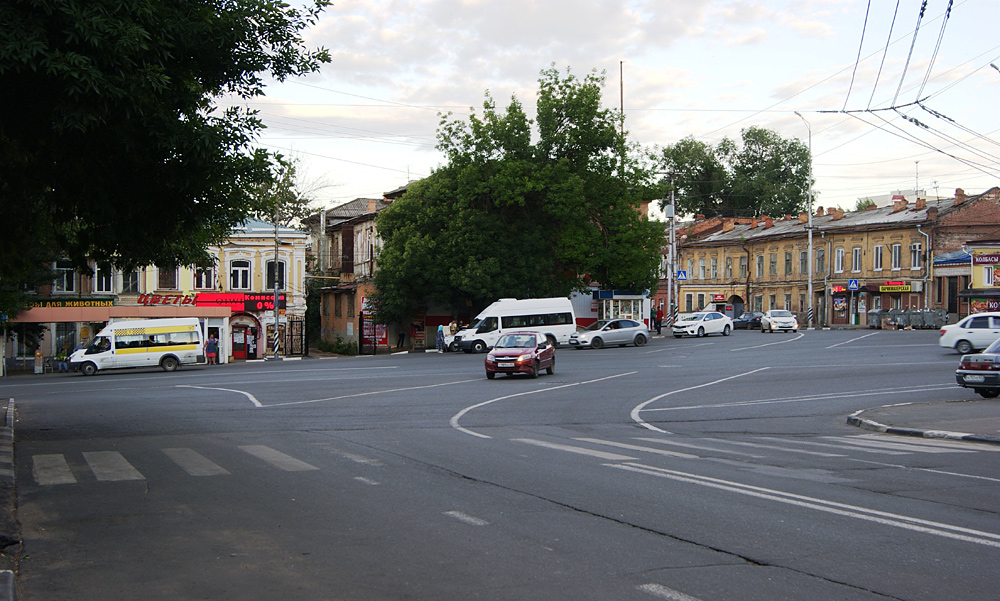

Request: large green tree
left=372, top=67, right=665, bottom=322
left=658, top=127, right=810, bottom=218
left=0, top=0, right=330, bottom=319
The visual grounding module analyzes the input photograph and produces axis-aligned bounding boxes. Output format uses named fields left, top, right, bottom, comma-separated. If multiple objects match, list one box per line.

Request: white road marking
left=451, top=372, right=635, bottom=438
left=610, top=462, right=1000, bottom=549
left=238, top=445, right=318, bottom=471
left=353, top=476, right=380, bottom=486
left=162, top=448, right=230, bottom=476
left=268, top=379, right=480, bottom=408
left=443, top=511, right=489, bottom=526
left=574, top=438, right=698, bottom=459
left=83, top=451, right=144, bottom=481
left=825, top=437, right=975, bottom=454
left=826, top=332, right=880, bottom=348
left=32, top=454, right=76, bottom=485
left=335, top=451, right=384, bottom=466
left=177, top=385, right=262, bottom=408
left=700, top=437, right=844, bottom=458
left=730, top=332, right=805, bottom=351
left=634, top=437, right=764, bottom=458
left=630, top=368, right=770, bottom=433
left=756, top=437, right=909, bottom=456
left=512, top=438, right=636, bottom=461
left=637, top=583, right=704, bottom=601
left=852, top=433, right=1000, bottom=452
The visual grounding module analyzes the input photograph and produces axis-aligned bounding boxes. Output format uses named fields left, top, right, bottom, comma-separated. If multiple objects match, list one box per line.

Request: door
left=947, top=277, right=958, bottom=314
left=246, top=327, right=258, bottom=359
left=232, top=326, right=247, bottom=360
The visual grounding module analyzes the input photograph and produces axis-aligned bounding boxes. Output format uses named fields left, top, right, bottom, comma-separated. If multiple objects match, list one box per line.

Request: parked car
left=939, top=312, right=1000, bottom=354
left=672, top=312, right=733, bottom=338
left=955, top=337, right=1000, bottom=398
left=760, top=309, right=799, bottom=333
left=485, top=332, right=555, bottom=379
left=568, top=319, right=649, bottom=349
left=732, top=311, right=763, bottom=330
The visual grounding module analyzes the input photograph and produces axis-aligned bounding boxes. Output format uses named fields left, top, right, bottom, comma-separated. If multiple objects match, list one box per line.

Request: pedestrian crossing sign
left=677, top=270, right=687, bottom=281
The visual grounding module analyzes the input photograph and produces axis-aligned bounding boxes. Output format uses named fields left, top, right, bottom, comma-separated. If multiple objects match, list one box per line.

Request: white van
left=454, top=298, right=577, bottom=353
left=69, top=318, right=206, bottom=376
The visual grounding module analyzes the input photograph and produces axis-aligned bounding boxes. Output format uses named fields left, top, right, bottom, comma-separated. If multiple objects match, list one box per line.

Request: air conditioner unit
left=911, top=281, right=923, bottom=292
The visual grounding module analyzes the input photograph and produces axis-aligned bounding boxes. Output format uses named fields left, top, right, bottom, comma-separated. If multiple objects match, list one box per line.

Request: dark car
left=485, top=332, right=555, bottom=379
left=732, top=311, right=763, bottom=330
left=956, top=337, right=1000, bottom=398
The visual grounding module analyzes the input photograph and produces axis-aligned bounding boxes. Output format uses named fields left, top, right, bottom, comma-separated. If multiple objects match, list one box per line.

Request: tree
left=855, top=197, right=876, bottom=211
left=658, top=127, right=810, bottom=218
left=372, top=67, right=665, bottom=323
left=0, top=0, right=331, bottom=319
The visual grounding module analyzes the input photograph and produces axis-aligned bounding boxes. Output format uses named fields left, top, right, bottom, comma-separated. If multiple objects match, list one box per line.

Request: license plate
left=964, top=374, right=986, bottom=383
left=498, top=362, right=515, bottom=368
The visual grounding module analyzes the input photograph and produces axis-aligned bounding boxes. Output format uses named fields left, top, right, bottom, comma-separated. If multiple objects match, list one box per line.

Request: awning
left=958, top=289, right=1000, bottom=298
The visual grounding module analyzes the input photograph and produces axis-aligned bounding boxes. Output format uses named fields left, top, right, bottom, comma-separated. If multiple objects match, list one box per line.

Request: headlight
left=486, top=354, right=495, bottom=362
left=517, top=353, right=531, bottom=361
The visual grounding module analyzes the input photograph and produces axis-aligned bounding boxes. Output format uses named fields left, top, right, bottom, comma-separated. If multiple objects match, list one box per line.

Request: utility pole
left=270, top=214, right=282, bottom=361
left=795, top=112, right=815, bottom=330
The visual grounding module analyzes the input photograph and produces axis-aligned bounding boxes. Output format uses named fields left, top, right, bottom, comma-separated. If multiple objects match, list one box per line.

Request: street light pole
left=670, top=180, right=678, bottom=326
left=795, top=111, right=815, bottom=330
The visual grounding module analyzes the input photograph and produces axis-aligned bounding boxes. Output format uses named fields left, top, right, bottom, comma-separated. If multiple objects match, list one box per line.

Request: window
left=698, top=258, right=705, bottom=280
left=871, top=295, right=881, bottom=310
left=725, top=257, right=732, bottom=279
left=54, top=323, right=76, bottom=356
left=769, top=294, right=776, bottom=310
left=986, top=265, right=995, bottom=287
left=784, top=294, right=791, bottom=310
left=753, top=295, right=763, bottom=312
left=697, top=293, right=705, bottom=309
left=910, top=243, right=922, bottom=270
left=891, top=244, right=902, bottom=270
left=852, top=247, right=862, bottom=273
left=687, top=258, right=694, bottom=279
left=266, top=260, right=285, bottom=290
left=756, top=255, right=764, bottom=278
left=334, top=295, right=343, bottom=317
left=194, top=266, right=215, bottom=290
left=710, top=257, right=718, bottom=279
left=685, top=294, right=693, bottom=313
left=122, top=270, right=140, bottom=294
left=53, top=260, right=75, bottom=293
left=784, top=251, right=792, bottom=275
left=799, top=251, right=808, bottom=275
left=769, top=253, right=777, bottom=275
left=157, top=266, right=178, bottom=290
left=799, top=293, right=806, bottom=312
left=816, top=248, right=826, bottom=273
left=230, top=260, right=251, bottom=290
left=94, top=266, right=113, bottom=293
left=739, top=256, right=747, bottom=278
left=347, top=295, right=355, bottom=317
left=834, top=248, right=844, bottom=273
left=873, top=245, right=883, bottom=271
left=322, top=294, right=329, bottom=317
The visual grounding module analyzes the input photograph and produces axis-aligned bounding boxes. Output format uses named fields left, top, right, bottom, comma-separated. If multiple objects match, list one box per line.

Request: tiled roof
left=325, top=198, right=389, bottom=226
left=233, top=218, right=306, bottom=236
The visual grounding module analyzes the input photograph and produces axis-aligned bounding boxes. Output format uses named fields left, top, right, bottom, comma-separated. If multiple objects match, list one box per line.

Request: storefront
left=592, top=290, right=651, bottom=326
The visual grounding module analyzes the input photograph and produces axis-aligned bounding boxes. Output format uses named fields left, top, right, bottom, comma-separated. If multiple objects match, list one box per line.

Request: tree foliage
left=0, top=0, right=330, bottom=318
left=658, top=127, right=810, bottom=218
left=372, top=67, right=665, bottom=323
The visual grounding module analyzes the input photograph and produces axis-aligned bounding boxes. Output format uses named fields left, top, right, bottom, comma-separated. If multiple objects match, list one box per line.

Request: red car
left=485, top=332, right=555, bottom=379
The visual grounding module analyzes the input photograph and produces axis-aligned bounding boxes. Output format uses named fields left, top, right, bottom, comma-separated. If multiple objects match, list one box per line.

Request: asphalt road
left=3, top=329, right=998, bottom=601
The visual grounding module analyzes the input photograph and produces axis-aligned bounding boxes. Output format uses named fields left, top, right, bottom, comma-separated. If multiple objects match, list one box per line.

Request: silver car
left=761, top=309, right=799, bottom=333
left=569, top=319, right=649, bottom=349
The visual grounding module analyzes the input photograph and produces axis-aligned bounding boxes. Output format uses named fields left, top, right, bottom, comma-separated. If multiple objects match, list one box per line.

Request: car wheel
left=472, top=340, right=487, bottom=354
left=591, top=337, right=604, bottom=349
left=978, top=388, right=1000, bottom=398
left=486, top=372, right=495, bottom=380
left=530, top=361, right=539, bottom=378
left=761, top=326, right=767, bottom=334
left=546, top=357, right=555, bottom=375
left=696, top=327, right=705, bottom=337
left=448, top=341, right=459, bottom=352
left=792, top=329, right=797, bottom=333
left=955, top=340, right=974, bottom=355
left=673, top=334, right=682, bottom=339
left=80, top=362, right=97, bottom=376
left=722, top=325, right=731, bottom=336
left=634, top=334, right=647, bottom=346
left=161, top=356, right=179, bottom=372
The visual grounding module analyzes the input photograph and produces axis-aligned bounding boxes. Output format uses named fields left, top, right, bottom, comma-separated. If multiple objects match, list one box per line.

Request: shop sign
left=878, top=284, right=911, bottom=292
left=832, top=286, right=846, bottom=293
left=136, top=293, right=197, bottom=306
left=712, top=294, right=725, bottom=302
left=972, top=254, right=1000, bottom=265
left=29, top=298, right=115, bottom=308
left=135, top=292, right=286, bottom=311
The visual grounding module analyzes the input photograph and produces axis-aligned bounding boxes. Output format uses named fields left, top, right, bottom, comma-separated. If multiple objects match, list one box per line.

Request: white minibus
left=69, top=318, right=206, bottom=376
left=454, top=297, right=577, bottom=353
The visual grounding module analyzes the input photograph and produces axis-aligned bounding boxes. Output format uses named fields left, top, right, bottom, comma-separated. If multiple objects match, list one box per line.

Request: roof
left=232, top=218, right=306, bottom=237
left=324, top=198, right=390, bottom=227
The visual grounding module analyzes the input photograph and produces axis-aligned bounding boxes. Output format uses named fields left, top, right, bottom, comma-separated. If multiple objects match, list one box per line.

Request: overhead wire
left=843, top=0, right=873, bottom=111
left=867, top=0, right=902, bottom=110
left=891, top=0, right=928, bottom=107
left=915, top=0, right=954, bottom=101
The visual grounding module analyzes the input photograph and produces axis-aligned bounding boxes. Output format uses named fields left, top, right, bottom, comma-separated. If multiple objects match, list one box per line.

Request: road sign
left=677, top=270, right=687, bottom=281
left=848, top=279, right=859, bottom=291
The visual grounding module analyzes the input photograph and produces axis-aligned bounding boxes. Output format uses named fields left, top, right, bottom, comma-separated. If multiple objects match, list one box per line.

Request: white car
left=939, top=312, right=1000, bottom=354
left=568, top=319, right=649, bottom=349
left=672, top=312, right=733, bottom=338
left=760, top=309, right=799, bottom=333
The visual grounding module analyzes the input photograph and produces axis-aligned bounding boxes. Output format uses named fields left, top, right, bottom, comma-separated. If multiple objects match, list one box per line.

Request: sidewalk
left=848, top=399, right=1000, bottom=445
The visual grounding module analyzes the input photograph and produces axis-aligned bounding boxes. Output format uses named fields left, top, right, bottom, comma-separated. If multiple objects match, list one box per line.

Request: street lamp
left=794, top=111, right=815, bottom=330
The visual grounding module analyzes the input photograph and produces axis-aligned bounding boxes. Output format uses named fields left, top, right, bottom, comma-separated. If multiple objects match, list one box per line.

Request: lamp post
left=795, top=111, right=815, bottom=330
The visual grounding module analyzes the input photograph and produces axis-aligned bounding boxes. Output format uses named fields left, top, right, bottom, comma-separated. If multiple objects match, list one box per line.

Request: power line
left=844, top=0, right=874, bottom=111
left=915, top=0, right=954, bottom=101
left=867, top=0, right=902, bottom=110
left=891, top=0, right=928, bottom=107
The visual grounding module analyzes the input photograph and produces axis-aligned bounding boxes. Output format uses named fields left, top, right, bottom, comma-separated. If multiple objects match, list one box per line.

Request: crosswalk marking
left=33, top=454, right=76, bottom=485
left=700, top=437, right=844, bottom=458
left=238, top=445, right=319, bottom=471
left=443, top=511, right=489, bottom=526
left=637, top=583, right=704, bottom=601
left=757, top=437, right=910, bottom=456
left=162, top=448, right=230, bottom=476
left=635, top=437, right=764, bottom=458
left=512, top=438, right=636, bottom=461
left=852, top=433, right=1000, bottom=452
left=82, top=451, right=144, bottom=482
left=822, top=437, right=975, bottom=454
left=574, top=438, right=698, bottom=459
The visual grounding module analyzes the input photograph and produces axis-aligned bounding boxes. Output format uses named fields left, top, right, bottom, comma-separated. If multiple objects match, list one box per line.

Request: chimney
left=750, top=218, right=758, bottom=228
left=954, top=188, right=966, bottom=206
left=763, top=217, right=774, bottom=229
left=831, top=208, right=845, bottom=220
left=798, top=212, right=808, bottom=224
left=915, top=197, right=926, bottom=210
left=892, top=199, right=908, bottom=213
left=696, top=214, right=706, bottom=221
left=784, top=214, right=792, bottom=221
left=722, top=220, right=735, bottom=233
left=816, top=206, right=825, bottom=217
left=927, top=206, right=938, bottom=220
left=866, top=202, right=877, bottom=210
left=366, top=198, right=378, bottom=213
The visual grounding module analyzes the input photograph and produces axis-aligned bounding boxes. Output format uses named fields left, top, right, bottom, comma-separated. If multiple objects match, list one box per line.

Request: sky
left=243, top=0, right=1000, bottom=216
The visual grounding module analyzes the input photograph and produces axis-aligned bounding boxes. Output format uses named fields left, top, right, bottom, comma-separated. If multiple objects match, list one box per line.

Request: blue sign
left=677, top=270, right=687, bottom=281
left=848, top=279, right=859, bottom=291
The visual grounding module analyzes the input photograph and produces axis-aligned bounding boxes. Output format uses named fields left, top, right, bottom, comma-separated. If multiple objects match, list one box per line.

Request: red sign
left=883, top=281, right=905, bottom=286
left=712, top=294, right=725, bottom=302
left=135, top=292, right=286, bottom=312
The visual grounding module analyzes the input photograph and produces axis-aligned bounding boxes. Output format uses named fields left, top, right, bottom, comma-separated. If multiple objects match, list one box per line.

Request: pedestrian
left=396, top=323, right=406, bottom=348
left=56, top=345, right=69, bottom=372
left=205, top=334, right=218, bottom=365
left=655, top=307, right=664, bottom=335
left=435, top=325, right=445, bottom=353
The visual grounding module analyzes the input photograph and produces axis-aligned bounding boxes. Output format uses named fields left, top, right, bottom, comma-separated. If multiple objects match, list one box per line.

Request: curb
left=847, top=403, right=1000, bottom=446
left=0, top=399, right=17, bottom=601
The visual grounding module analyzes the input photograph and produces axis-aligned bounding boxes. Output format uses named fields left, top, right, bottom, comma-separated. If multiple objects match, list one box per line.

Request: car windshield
left=464, top=319, right=481, bottom=331
left=678, top=314, right=704, bottom=322
left=985, top=338, right=1000, bottom=354
left=584, top=320, right=612, bottom=331
left=770, top=310, right=793, bottom=317
left=495, top=334, right=536, bottom=348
